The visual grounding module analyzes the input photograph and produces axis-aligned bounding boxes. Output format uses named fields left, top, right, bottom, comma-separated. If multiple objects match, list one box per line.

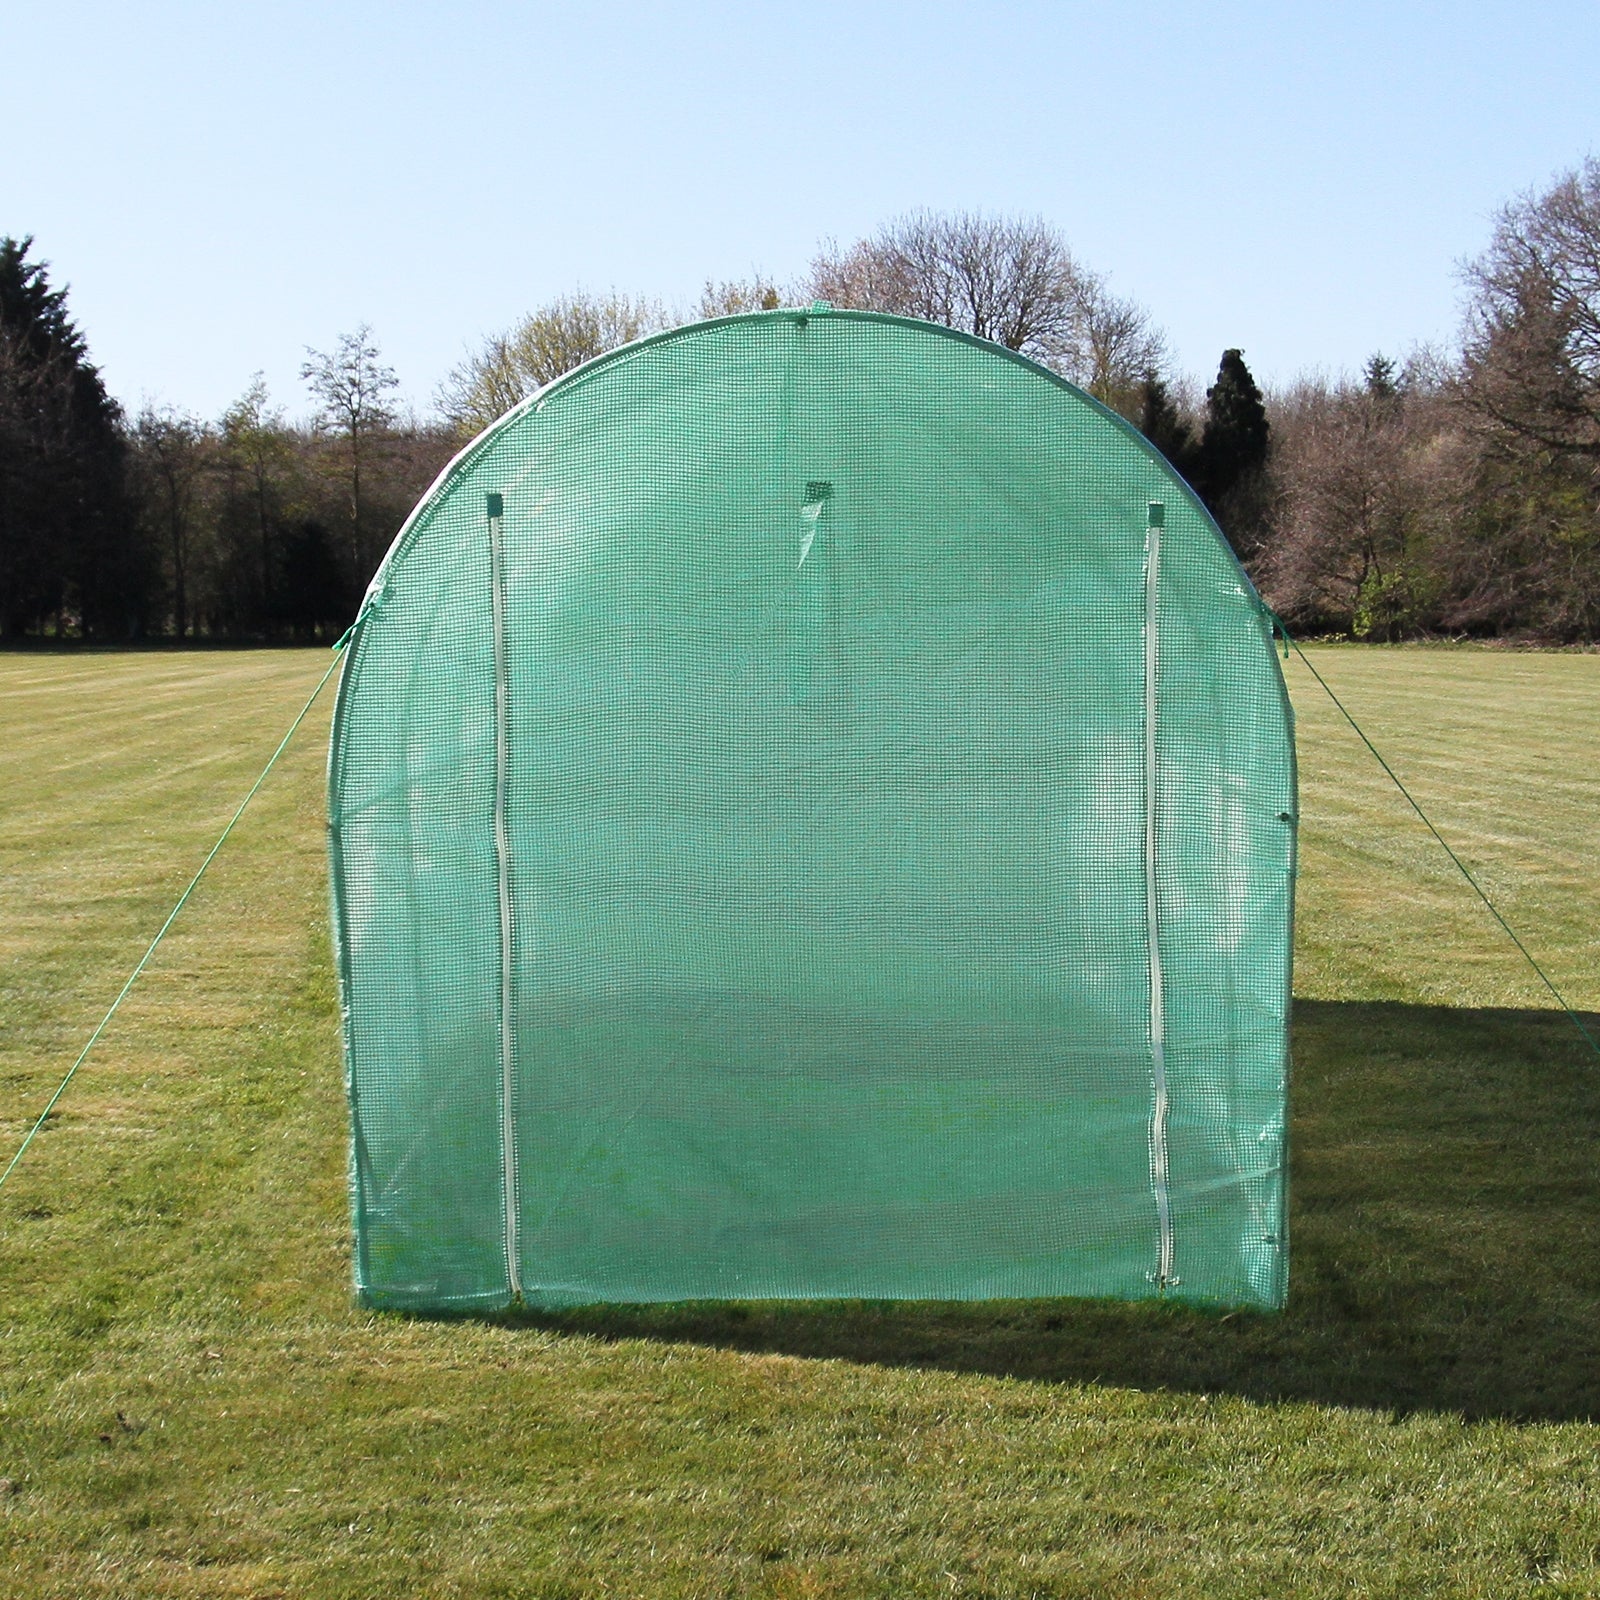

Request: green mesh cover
left=327, top=309, right=1296, bottom=1314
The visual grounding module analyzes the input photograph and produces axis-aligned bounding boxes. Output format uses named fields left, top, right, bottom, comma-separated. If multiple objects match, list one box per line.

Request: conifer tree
left=1134, top=369, right=1195, bottom=476
left=0, top=236, right=140, bottom=636
left=1364, top=352, right=1399, bottom=399
left=1193, top=348, right=1270, bottom=555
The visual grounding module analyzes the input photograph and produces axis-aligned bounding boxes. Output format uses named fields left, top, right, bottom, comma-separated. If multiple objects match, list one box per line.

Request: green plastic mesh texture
left=327, top=309, right=1296, bottom=1314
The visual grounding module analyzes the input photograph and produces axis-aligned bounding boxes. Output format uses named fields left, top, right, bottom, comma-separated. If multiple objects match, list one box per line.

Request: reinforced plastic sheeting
left=328, top=308, right=1297, bottom=1314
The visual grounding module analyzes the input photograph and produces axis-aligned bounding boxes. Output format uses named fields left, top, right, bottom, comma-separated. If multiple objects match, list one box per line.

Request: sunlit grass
left=1, top=644, right=1597, bottom=1598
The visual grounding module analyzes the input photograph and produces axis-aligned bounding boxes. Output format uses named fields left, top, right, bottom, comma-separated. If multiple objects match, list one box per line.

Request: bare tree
left=436, top=332, right=524, bottom=437
left=219, top=374, right=293, bottom=618
left=1261, top=362, right=1456, bottom=638
left=438, top=291, right=664, bottom=437
left=1460, top=157, right=1600, bottom=458
left=131, top=405, right=209, bottom=639
left=1453, top=160, right=1600, bottom=636
left=807, top=211, right=1166, bottom=411
left=809, top=211, right=1086, bottom=364
left=699, top=275, right=785, bottom=318
left=301, top=325, right=399, bottom=569
left=1072, top=273, right=1168, bottom=415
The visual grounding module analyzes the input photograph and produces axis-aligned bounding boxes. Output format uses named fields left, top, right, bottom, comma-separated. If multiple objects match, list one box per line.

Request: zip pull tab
left=790, top=481, right=836, bottom=708
left=798, top=480, right=832, bottom=568
left=798, top=501, right=823, bottom=568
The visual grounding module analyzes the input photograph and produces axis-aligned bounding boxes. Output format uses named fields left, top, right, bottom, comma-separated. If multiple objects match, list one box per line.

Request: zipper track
left=1144, top=508, right=1175, bottom=1289
left=488, top=496, right=523, bottom=1300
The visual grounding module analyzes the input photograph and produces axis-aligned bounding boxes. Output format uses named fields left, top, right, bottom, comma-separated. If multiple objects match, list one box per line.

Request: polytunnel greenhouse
left=327, top=306, right=1297, bottom=1314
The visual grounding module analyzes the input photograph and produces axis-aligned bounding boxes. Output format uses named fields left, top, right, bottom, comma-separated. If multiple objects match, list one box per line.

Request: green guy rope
left=0, top=645, right=349, bottom=1198
left=1284, top=634, right=1600, bottom=1063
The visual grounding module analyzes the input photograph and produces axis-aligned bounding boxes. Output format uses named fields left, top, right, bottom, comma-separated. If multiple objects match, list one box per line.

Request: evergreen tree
left=1193, top=348, right=1270, bottom=555
left=1364, top=352, right=1399, bottom=399
left=1134, top=369, right=1195, bottom=476
left=0, top=236, right=141, bottom=637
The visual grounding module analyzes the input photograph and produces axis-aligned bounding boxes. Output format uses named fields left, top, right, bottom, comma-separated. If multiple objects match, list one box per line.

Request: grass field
left=1, top=644, right=1597, bottom=1599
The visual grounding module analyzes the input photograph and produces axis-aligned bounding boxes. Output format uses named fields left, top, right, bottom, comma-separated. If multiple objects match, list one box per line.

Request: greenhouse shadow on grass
left=503, top=997, right=1600, bottom=1427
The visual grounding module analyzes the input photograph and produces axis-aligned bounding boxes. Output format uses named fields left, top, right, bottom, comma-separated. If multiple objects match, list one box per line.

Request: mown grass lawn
left=1, top=644, right=1597, bottom=1599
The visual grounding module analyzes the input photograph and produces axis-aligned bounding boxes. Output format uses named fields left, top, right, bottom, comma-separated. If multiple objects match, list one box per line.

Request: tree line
left=3, top=159, right=1597, bottom=643
left=0, top=268, right=452, bottom=642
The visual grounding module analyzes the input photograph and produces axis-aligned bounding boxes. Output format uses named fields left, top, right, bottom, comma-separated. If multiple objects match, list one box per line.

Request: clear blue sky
left=7, top=0, right=1596, bottom=421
